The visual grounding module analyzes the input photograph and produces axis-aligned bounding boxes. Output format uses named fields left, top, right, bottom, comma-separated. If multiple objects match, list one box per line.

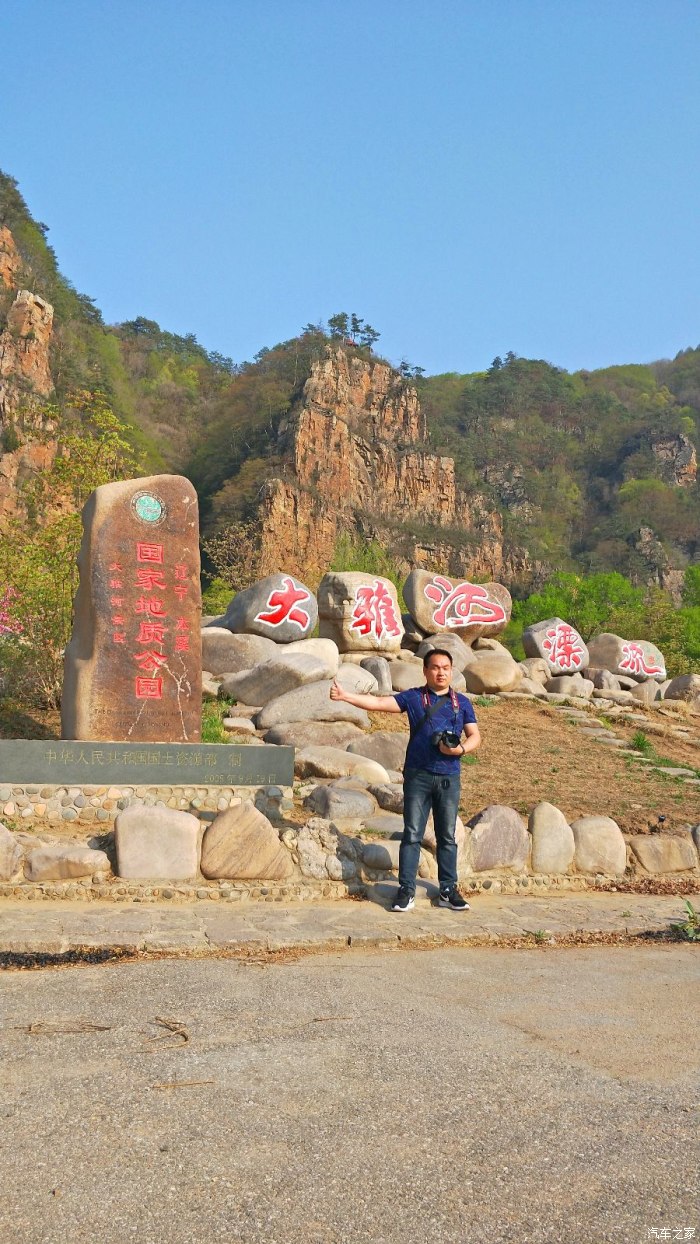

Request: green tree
left=327, top=312, right=349, bottom=339
left=359, top=323, right=380, bottom=350
left=682, top=565, right=700, bottom=607
left=512, top=572, right=645, bottom=641
left=0, top=393, right=142, bottom=707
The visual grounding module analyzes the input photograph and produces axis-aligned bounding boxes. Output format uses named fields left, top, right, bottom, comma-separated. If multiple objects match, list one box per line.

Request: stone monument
left=62, top=474, right=202, bottom=742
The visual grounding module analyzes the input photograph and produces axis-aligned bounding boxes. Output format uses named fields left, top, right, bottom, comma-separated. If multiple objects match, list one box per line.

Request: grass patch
left=473, top=695, right=498, bottom=708
left=631, top=730, right=653, bottom=755
left=201, top=700, right=230, bottom=744
left=670, top=899, right=700, bottom=942
left=628, top=730, right=700, bottom=779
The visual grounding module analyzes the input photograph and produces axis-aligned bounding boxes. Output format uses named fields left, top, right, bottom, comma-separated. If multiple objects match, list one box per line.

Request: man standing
left=330, top=649, right=480, bottom=912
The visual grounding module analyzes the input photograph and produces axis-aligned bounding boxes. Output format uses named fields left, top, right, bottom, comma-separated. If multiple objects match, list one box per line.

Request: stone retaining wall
left=0, top=783, right=292, bottom=826
left=0, top=872, right=598, bottom=903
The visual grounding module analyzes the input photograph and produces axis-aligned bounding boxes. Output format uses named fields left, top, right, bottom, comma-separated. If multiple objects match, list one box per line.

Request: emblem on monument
left=130, top=491, right=167, bottom=525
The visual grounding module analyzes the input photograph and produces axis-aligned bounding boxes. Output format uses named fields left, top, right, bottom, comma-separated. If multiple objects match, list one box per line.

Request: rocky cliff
left=0, top=226, right=56, bottom=518
left=256, top=348, right=535, bottom=585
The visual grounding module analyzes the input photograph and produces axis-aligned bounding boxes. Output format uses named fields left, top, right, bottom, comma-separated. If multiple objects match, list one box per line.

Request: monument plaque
left=0, top=740, right=294, bottom=788
left=61, top=474, right=202, bottom=742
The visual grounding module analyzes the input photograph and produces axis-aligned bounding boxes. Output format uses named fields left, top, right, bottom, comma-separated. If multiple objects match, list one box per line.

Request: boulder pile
left=204, top=570, right=700, bottom=730
left=2, top=799, right=698, bottom=889
left=1, top=563, right=697, bottom=898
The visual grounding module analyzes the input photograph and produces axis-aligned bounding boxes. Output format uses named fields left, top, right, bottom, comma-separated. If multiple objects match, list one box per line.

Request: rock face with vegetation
left=252, top=349, right=512, bottom=583
left=1, top=168, right=699, bottom=703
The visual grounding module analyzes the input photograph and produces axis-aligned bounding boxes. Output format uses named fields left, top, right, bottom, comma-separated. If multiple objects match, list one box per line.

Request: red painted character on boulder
left=424, top=576, right=506, bottom=630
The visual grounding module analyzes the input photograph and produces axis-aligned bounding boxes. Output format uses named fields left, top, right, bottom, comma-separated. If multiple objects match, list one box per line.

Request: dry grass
left=368, top=700, right=699, bottom=835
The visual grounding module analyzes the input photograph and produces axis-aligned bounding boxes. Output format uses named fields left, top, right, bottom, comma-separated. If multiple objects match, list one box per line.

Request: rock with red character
left=403, top=569, right=511, bottom=644
left=317, top=572, right=404, bottom=653
left=522, top=617, right=590, bottom=677
left=586, top=633, right=666, bottom=683
left=222, top=573, right=318, bottom=643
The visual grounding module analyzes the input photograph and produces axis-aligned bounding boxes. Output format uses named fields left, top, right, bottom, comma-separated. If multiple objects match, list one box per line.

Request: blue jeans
left=399, top=767, right=460, bottom=896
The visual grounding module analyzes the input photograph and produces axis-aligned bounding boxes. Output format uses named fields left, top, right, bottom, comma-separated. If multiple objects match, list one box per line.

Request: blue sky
left=2, top=0, right=699, bottom=376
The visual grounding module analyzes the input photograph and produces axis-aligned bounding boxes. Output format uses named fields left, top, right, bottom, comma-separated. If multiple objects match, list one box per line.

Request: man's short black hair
left=423, top=647, right=453, bottom=667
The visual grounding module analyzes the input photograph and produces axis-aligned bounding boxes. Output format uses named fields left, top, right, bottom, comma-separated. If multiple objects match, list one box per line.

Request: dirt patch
left=366, top=699, right=699, bottom=835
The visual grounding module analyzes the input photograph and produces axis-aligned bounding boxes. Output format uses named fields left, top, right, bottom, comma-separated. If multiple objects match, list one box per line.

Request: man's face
left=424, top=654, right=452, bottom=693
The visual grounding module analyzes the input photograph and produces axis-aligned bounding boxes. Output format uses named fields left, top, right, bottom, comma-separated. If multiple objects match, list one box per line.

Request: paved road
left=1, top=946, right=698, bottom=1244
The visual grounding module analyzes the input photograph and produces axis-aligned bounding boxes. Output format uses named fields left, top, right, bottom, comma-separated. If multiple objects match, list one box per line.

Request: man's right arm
left=329, top=679, right=402, bottom=714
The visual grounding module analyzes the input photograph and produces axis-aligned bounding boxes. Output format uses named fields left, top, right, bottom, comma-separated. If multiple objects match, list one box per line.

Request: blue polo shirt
left=394, top=687, right=477, bottom=775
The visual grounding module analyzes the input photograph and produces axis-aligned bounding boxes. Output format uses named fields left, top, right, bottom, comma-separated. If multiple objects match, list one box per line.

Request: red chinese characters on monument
left=349, top=580, right=402, bottom=640
left=254, top=576, right=313, bottom=631
left=542, top=623, right=586, bottom=670
left=104, top=541, right=196, bottom=704
left=61, top=474, right=202, bottom=742
left=424, top=576, right=507, bottom=630
left=619, top=642, right=665, bottom=678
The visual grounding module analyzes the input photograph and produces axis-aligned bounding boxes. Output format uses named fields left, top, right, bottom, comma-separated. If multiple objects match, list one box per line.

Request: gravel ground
left=1, top=946, right=698, bottom=1244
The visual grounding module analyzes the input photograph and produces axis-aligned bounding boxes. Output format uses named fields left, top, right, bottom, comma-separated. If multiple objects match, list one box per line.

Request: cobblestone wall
left=0, top=783, right=291, bottom=826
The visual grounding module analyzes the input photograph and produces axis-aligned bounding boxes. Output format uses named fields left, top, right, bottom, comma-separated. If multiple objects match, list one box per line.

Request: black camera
left=431, top=729, right=461, bottom=750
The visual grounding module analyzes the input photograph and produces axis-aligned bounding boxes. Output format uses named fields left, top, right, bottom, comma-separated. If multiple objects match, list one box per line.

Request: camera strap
left=415, top=687, right=460, bottom=735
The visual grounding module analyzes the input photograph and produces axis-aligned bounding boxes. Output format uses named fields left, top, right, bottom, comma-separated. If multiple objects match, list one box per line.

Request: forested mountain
left=1, top=169, right=698, bottom=601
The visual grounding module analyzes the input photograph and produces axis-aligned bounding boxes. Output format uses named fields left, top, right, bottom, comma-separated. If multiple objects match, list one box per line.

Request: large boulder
left=294, top=819, right=359, bottom=882
left=0, top=823, right=23, bottom=881
left=628, top=835, right=698, bottom=874
left=467, top=806, right=530, bottom=872
left=403, top=569, right=511, bottom=643
left=519, top=657, right=551, bottom=685
left=591, top=688, right=635, bottom=706
left=586, top=634, right=666, bottom=682
left=115, top=806, right=201, bottom=880
left=361, top=840, right=434, bottom=878
left=200, top=801, right=293, bottom=879
left=362, top=813, right=404, bottom=839
left=589, top=668, right=621, bottom=691
left=367, top=783, right=405, bottom=814
left=664, top=674, right=700, bottom=709
left=629, top=680, right=661, bottom=705
left=416, top=633, right=475, bottom=672
left=263, top=721, right=367, bottom=749
left=282, top=637, right=340, bottom=676
left=571, top=815, right=627, bottom=876
left=317, top=572, right=404, bottom=654
left=391, top=662, right=428, bottom=692
left=201, top=629, right=277, bottom=677
left=463, top=651, right=522, bottom=695
left=256, top=680, right=370, bottom=730
left=24, top=845, right=111, bottom=882
left=336, top=663, right=379, bottom=695
left=346, top=731, right=408, bottom=772
left=304, top=784, right=377, bottom=823
left=522, top=618, right=589, bottom=676
left=294, top=746, right=390, bottom=784
left=545, top=673, right=594, bottom=698
left=528, top=802, right=575, bottom=874
left=401, top=614, right=425, bottom=647
left=360, top=656, right=393, bottom=694
left=222, top=573, right=317, bottom=642
left=519, top=677, right=547, bottom=698
left=220, top=654, right=328, bottom=707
